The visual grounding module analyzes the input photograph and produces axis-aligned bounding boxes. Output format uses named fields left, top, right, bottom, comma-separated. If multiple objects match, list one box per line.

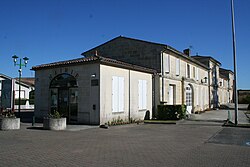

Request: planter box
left=0, top=118, right=20, bottom=130
left=43, top=118, right=66, bottom=130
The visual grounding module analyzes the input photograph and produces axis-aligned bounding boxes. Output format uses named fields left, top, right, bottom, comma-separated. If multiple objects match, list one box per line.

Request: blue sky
left=0, top=0, right=249, bottom=89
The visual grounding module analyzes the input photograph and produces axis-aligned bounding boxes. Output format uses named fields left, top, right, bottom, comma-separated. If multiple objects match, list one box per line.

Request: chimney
left=183, top=49, right=191, bottom=57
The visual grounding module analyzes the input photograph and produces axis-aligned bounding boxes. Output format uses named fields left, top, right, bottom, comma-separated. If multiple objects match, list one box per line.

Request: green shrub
left=157, top=105, right=186, bottom=120
left=241, top=95, right=250, bottom=104
left=49, top=110, right=62, bottom=119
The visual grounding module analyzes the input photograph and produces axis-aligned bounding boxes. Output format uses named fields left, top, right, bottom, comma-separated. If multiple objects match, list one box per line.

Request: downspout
left=11, top=79, right=15, bottom=112
left=181, top=77, right=185, bottom=105
left=152, top=74, right=155, bottom=118
left=128, top=69, right=131, bottom=122
left=208, top=69, right=211, bottom=109
left=161, top=51, right=164, bottom=103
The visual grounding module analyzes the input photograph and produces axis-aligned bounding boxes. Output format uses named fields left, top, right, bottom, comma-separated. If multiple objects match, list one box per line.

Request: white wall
left=100, top=64, right=152, bottom=124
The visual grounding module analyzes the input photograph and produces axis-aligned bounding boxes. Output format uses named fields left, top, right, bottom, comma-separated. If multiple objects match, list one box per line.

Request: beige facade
left=83, top=36, right=212, bottom=115
left=32, top=56, right=154, bottom=125
left=160, top=52, right=209, bottom=113
left=100, top=65, right=152, bottom=124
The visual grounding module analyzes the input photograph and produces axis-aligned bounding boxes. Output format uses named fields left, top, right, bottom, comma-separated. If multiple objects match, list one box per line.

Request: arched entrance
left=50, top=73, right=78, bottom=123
left=186, top=84, right=193, bottom=114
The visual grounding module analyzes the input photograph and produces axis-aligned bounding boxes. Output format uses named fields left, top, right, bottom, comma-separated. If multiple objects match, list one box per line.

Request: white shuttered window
left=112, top=76, right=124, bottom=112
left=176, top=59, right=180, bottom=76
left=196, top=68, right=199, bottom=81
left=138, top=80, right=147, bottom=110
left=163, top=53, right=170, bottom=73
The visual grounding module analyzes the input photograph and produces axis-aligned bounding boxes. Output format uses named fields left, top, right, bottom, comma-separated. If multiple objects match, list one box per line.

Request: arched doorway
left=50, top=73, right=78, bottom=123
left=186, top=84, right=193, bottom=114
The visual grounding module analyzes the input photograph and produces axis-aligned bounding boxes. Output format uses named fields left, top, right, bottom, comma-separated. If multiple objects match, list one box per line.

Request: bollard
left=32, top=116, right=35, bottom=126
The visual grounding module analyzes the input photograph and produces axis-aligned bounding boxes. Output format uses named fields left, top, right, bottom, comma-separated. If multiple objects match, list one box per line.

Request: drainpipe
left=161, top=52, right=164, bottom=103
left=152, top=74, right=156, bottom=118
left=208, top=69, right=211, bottom=109
left=181, top=77, right=185, bottom=105
left=128, top=70, right=131, bottom=122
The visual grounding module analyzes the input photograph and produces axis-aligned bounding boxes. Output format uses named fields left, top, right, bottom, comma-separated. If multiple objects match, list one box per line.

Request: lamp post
left=12, top=55, right=29, bottom=118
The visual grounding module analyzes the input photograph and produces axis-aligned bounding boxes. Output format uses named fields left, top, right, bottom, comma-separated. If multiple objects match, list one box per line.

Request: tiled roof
left=32, top=56, right=99, bottom=70
left=82, top=36, right=209, bottom=70
left=32, top=56, right=156, bottom=74
left=192, top=55, right=221, bottom=66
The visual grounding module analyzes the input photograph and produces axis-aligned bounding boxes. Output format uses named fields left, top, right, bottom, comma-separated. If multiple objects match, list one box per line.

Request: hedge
left=157, top=105, right=186, bottom=120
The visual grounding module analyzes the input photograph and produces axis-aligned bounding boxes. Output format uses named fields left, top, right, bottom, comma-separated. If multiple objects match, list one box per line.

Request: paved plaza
left=1, top=117, right=250, bottom=167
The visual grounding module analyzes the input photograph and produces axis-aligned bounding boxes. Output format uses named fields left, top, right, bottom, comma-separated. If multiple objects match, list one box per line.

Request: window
left=50, top=73, right=77, bottom=88
left=112, top=76, right=124, bottom=112
left=193, top=67, right=196, bottom=78
left=186, top=64, right=190, bottom=78
left=163, top=53, right=170, bottom=73
left=15, top=90, right=25, bottom=99
left=176, top=59, right=180, bottom=76
left=196, top=68, right=199, bottom=81
left=138, top=80, right=147, bottom=110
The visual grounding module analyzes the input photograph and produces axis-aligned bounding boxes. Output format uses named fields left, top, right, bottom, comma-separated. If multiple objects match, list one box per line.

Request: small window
left=196, top=68, right=199, bottom=81
left=163, top=53, right=170, bottom=73
left=186, top=64, right=190, bottom=78
left=193, top=67, right=196, bottom=78
left=176, top=59, right=180, bottom=76
left=112, top=76, right=124, bottom=112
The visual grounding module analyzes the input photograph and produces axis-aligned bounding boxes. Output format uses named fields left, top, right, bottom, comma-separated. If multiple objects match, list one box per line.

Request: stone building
left=32, top=56, right=155, bottom=125
left=83, top=36, right=210, bottom=115
left=218, top=68, right=234, bottom=104
left=83, top=36, right=234, bottom=114
left=32, top=36, right=235, bottom=125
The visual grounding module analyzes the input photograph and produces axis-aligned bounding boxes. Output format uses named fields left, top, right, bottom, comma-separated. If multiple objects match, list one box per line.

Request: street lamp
left=12, top=55, right=29, bottom=118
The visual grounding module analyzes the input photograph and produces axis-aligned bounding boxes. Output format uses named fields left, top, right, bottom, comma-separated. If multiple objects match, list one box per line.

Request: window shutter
left=164, top=54, right=170, bottom=73
left=119, top=77, right=124, bottom=112
left=176, top=59, right=180, bottom=76
left=138, top=80, right=147, bottom=109
left=196, top=68, right=199, bottom=81
left=143, top=80, right=147, bottom=109
left=112, top=76, right=118, bottom=112
left=138, top=80, right=143, bottom=109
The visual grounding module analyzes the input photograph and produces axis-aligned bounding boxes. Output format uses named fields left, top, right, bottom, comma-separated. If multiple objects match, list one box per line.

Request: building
left=32, top=56, right=155, bottom=125
left=32, top=36, right=234, bottom=125
left=0, top=73, right=35, bottom=111
left=83, top=36, right=234, bottom=114
left=83, top=36, right=211, bottom=115
left=218, top=68, right=234, bottom=104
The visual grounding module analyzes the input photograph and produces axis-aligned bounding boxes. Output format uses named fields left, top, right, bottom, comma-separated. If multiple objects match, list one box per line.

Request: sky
left=0, top=0, right=249, bottom=89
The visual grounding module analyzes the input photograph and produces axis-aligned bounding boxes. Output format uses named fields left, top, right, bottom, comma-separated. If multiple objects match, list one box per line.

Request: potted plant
left=43, top=110, right=66, bottom=130
left=0, top=109, right=20, bottom=130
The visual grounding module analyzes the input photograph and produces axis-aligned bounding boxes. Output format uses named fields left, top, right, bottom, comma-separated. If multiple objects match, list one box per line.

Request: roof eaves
left=32, top=56, right=100, bottom=70
left=99, top=56, right=156, bottom=74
